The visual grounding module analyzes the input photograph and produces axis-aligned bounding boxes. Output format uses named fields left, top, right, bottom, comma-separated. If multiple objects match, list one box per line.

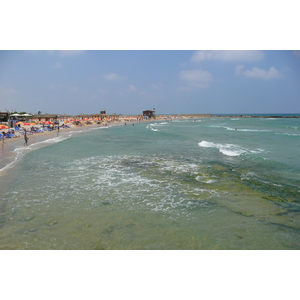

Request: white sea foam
left=0, top=135, right=71, bottom=176
left=149, top=122, right=168, bottom=127
left=91, top=126, right=109, bottom=130
left=147, top=122, right=165, bottom=132
left=69, top=130, right=83, bottom=133
left=195, top=176, right=217, bottom=184
left=276, top=132, right=300, bottom=136
left=0, top=148, right=25, bottom=175
left=225, top=126, right=270, bottom=132
left=198, top=140, right=264, bottom=157
left=238, top=129, right=270, bottom=132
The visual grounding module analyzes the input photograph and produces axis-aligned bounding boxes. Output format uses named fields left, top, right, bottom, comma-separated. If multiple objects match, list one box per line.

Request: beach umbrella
left=0, top=125, right=9, bottom=129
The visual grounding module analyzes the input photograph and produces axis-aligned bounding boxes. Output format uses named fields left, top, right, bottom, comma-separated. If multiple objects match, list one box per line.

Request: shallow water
left=0, top=118, right=300, bottom=249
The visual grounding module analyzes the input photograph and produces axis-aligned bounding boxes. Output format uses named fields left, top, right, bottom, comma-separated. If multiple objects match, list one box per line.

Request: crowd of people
left=0, top=122, right=69, bottom=145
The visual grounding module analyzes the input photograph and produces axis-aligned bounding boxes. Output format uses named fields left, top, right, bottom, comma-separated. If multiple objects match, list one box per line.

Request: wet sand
left=0, top=116, right=194, bottom=172
left=0, top=124, right=102, bottom=171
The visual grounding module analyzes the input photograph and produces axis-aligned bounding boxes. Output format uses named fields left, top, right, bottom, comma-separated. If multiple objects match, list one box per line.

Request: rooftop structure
left=143, top=110, right=155, bottom=119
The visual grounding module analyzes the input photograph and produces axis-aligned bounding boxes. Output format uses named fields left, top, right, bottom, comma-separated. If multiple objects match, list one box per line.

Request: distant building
left=0, top=112, right=9, bottom=123
left=143, top=110, right=155, bottom=119
left=31, top=114, right=58, bottom=122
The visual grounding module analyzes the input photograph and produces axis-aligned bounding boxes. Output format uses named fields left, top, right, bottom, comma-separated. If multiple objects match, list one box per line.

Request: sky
left=0, top=50, right=300, bottom=116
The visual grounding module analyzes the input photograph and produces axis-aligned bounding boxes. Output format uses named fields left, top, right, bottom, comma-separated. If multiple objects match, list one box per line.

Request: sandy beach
left=0, top=117, right=157, bottom=172
left=3, top=113, right=298, bottom=172
left=0, top=114, right=211, bottom=172
left=0, top=122, right=113, bottom=172
left=1, top=115, right=300, bottom=250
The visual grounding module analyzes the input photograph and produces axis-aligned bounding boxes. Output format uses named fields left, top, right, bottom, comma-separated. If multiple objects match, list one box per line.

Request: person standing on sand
left=24, top=130, right=29, bottom=146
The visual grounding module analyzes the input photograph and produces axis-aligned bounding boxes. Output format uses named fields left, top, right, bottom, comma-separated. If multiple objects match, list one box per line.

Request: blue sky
left=1, top=50, right=300, bottom=116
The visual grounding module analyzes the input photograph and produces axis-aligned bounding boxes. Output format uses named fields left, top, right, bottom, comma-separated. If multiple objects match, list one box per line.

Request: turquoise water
left=0, top=118, right=300, bottom=249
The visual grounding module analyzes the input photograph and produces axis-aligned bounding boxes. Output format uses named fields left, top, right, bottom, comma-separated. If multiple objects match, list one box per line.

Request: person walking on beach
left=1, top=132, right=5, bottom=143
left=24, top=130, right=29, bottom=146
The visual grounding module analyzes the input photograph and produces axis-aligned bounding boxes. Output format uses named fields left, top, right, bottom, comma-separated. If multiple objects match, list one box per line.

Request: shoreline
left=0, top=118, right=161, bottom=173
left=0, top=122, right=120, bottom=173
left=2, top=113, right=298, bottom=172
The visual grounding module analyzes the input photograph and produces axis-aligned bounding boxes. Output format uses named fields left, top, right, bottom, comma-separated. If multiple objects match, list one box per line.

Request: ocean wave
left=276, top=132, right=300, bottom=136
left=0, top=148, right=25, bottom=176
left=148, top=122, right=168, bottom=127
left=226, top=127, right=271, bottom=132
left=0, top=135, right=71, bottom=176
left=198, top=140, right=264, bottom=157
left=146, top=123, right=166, bottom=132
left=195, top=176, right=217, bottom=184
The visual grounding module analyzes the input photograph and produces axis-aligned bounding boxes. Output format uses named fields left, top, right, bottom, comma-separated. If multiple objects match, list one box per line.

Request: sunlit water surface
left=1, top=118, right=299, bottom=249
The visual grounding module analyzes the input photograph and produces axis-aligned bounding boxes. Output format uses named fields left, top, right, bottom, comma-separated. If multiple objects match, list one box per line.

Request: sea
left=0, top=116, right=300, bottom=249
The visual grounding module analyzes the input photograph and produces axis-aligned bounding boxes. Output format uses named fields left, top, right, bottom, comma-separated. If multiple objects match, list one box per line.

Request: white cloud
left=235, top=65, right=282, bottom=79
left=102, top=73, right=123, bottom=81
left=0, top=86, right=17, bottom=95
left=191, top=50, right=265, bottom=62
left=179, top=69, right=213, bottom=88
left=128, top=85, right=137, bottom=92
left=235, top=65, right=245, bottom=76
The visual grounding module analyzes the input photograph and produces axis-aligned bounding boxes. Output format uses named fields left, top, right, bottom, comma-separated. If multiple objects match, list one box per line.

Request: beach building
left=0, top=112, right=9, bottom=124
left=2, top=112, right=34, bottom=127
left=143, top=110, right=155, bottom=119
left=31, top=113, right=59, bottom=122
left=58, top=115, right=73, bottom=123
